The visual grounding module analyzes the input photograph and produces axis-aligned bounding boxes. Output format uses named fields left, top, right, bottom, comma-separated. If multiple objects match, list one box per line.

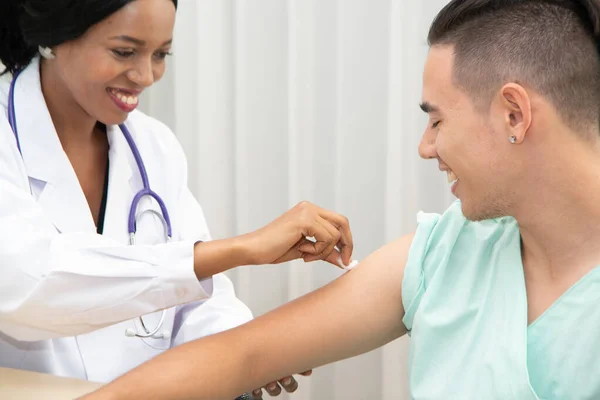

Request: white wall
left=140, top=1, right=453, bottom=399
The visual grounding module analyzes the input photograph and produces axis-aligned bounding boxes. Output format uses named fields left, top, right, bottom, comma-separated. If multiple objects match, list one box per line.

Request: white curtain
left=140, top=1, right=453, bottom=399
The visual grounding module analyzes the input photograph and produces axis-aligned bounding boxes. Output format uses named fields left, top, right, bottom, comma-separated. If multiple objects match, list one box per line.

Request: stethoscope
left=8, top=68, right=172, bottom=340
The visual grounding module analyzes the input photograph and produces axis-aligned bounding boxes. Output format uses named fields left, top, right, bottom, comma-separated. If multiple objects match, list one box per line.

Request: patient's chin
left=461, top=201, right=505, bottom=222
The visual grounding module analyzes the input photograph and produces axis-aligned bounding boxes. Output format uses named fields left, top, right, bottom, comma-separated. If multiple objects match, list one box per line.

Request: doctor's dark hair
left=428, top=0, right=600, bottom=134
left=0, top=0, right=178, bottom=76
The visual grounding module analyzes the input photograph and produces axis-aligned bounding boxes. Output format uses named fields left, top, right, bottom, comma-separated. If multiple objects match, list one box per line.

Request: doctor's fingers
left=250, top=382, right=282, bottom=398
left=279, top=376, right=299, bottom=393
left=252, top=372, right=310, bottom=398
left=316, top=209, right=354, bottom=265
left=263, top=377, right=299, bottom=397
left=301, top=243, right=345, bottom=268
left=298, top=217, right=341, bottom=263
left=265, top=380, right=283, bottom=397
left=267, top=382, right=283, bottom=397
left=292, top=202, right=353, bottom=263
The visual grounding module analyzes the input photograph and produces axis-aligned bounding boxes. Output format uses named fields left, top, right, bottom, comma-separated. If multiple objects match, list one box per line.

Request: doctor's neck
left=40, top=59, right=108, bottom=149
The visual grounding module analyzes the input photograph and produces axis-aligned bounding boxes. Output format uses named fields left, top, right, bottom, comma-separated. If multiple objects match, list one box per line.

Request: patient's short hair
left=428, top=0, right=600, bottom=134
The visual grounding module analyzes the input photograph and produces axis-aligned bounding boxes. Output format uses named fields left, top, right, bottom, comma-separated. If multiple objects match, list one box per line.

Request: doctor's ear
left=499, top=83, right=531, bottom=144
left=38, top=46, right=56, bottom=60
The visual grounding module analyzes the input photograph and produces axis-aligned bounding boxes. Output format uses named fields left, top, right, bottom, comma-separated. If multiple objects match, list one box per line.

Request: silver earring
left=38, top=46, right=56, bottom=60
left=509, top=135, right=517, bottom=144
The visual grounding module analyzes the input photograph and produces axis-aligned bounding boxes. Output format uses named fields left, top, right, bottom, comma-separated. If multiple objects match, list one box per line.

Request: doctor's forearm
left=192, top=237, right=250, bottom=280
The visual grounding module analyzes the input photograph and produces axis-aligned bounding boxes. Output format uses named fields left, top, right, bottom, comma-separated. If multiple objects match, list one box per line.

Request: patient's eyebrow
left=419, top=102, right=439, bottom=114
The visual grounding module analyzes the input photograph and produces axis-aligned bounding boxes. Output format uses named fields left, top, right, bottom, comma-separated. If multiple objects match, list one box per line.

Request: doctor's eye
left=112, top=49, right=136, bottom=59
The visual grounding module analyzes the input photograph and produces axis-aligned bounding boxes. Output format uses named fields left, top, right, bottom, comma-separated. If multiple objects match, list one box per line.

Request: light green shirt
left=402, top=200, right=600, bottom=399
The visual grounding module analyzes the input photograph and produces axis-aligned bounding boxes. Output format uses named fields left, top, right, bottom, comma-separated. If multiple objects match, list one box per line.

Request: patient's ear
left=498, top=83, right=532, bottom=144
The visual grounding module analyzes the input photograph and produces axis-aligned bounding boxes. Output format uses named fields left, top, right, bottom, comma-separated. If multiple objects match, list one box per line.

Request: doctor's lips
left=108, top=88, right=141, bottom=112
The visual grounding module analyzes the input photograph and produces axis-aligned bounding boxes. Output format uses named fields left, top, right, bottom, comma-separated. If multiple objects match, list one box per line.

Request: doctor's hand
left=250, top=370, right=313, bottom=399
left=244, top=201, right=353, bottom=268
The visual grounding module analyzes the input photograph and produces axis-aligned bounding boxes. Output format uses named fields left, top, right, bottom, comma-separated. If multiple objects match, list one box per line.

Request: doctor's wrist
left=192, top=237, right=251, bottom=279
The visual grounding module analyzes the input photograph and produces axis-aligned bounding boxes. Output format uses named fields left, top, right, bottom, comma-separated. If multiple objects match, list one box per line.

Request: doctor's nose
left=418, top=128, right=438, bottom=160
left=127, top=61, right=155, bottom=88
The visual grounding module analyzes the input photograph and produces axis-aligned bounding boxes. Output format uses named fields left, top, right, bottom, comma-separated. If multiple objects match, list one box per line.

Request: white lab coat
left=0, top=57, right=253, bottom=382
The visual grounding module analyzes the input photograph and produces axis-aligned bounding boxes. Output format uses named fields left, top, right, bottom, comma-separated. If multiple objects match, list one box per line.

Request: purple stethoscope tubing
left=8, top=68, right=173, bottom=339
left=8, top=68, right=173, bottom=240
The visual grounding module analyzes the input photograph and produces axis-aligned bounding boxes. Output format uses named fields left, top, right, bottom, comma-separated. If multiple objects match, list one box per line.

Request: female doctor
left=0, top=0, right=353, bottom=395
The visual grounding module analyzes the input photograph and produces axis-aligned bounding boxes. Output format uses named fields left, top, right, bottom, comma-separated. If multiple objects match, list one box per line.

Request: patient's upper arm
left=243, top=232, right=416, bottom=381
left=331, top=232, right=416, bottom=347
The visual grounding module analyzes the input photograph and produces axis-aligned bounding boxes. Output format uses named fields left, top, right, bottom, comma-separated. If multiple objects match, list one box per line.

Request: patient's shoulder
left=402, top=200, right=518, bottom=331
left=409, top=201, right=514, bottom=271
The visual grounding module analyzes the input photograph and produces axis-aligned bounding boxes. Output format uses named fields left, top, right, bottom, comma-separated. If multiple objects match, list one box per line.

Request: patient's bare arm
left=82, top=234, right=415, bottom=400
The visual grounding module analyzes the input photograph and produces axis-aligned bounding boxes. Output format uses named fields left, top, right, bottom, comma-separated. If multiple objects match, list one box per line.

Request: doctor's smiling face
left=43, top=0, right=176, bottom=125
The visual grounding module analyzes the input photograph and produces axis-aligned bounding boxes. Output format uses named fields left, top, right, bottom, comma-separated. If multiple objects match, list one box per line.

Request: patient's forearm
left=81, top=329, right=253, bottom=399
left=81, top=234, right=413, bottom=400
left=82, top=288, right=358, bottom=400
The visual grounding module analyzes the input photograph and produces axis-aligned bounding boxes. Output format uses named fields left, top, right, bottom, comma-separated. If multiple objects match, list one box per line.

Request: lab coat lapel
left=101, top=124, right=136, bottom=244
left=104, top=122, right=171, bottom=246
left=14, top=58, right=94, bottom=234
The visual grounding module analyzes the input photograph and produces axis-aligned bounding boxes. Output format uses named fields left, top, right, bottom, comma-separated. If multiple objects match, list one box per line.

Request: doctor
left=0, top=0, right=353, bottom=395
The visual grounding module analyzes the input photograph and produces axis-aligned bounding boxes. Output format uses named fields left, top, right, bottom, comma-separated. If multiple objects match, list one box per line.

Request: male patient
left=85, top=1, right=600, bottom=398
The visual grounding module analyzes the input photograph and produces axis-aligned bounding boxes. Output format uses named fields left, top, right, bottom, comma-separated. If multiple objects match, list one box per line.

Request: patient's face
left=419, top=46, right=514, bottom=221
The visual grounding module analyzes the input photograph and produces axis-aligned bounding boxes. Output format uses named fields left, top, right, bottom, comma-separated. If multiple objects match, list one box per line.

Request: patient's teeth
left=447, top=170, right=458, bottom=183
